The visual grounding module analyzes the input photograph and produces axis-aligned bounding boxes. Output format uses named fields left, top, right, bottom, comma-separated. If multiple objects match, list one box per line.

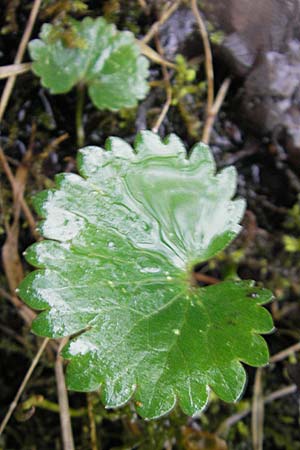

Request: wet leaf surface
left=19, top=132, right=273, bottom=419
left=29, top=17, right=149, bottom=110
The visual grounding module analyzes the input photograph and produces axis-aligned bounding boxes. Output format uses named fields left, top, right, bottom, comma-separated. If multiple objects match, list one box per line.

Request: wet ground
left=1, top=1, right=300, bottom=449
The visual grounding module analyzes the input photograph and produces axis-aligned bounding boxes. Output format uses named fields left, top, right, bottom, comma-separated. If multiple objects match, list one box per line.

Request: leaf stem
left=76, top=83, right=86, bottom=148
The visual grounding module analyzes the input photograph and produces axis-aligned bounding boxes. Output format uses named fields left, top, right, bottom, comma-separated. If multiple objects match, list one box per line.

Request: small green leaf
left=19, top=132, right=273, bottom=419
left=29, top=17, right=149, bottom=110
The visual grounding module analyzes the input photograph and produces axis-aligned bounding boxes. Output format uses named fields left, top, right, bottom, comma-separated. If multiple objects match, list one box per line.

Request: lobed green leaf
left=29, top=17, right=149, bottom=110
left=19, top=131, right=274, bottom=419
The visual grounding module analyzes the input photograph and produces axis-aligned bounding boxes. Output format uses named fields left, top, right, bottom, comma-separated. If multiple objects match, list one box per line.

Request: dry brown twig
left=142, top=0, right=182, bottom=45
left=87, top=393, right=99, bottom=450
left=137, top=0, right=150, bottom=15
left=190, top=0, right=231, bottom=144
left=193, top=272, right=220, bottom=285
left=0, top=141, right=39, bottom=241
left=0, top=129, right=38, bottom=325
left=202, top=78, right=231, bottom=144
left=39, top=133, right=69, bottom=160
left=252, top=368, right=264, bottom=450
left=152, top=35, right=173, bottom=133
left=0, top=0, right=42, bottom=122
left=0, top=338, right=50, bottom=436
left=217, top=384, right=297, bottom=437
left=0, top=63, right=32, bottom=80
left=138, top=41, right=176, bottom=69
left=55, top=339, right=75, bottom=450
left=270, top=341, right=300, bottom=364
left=190, top=0, right=214, bottom=116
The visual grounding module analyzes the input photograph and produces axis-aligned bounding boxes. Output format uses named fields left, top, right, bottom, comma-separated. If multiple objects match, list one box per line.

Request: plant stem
left=18, top=395, right=87, bottom=417
left=76, top=83, right=85, bottom=148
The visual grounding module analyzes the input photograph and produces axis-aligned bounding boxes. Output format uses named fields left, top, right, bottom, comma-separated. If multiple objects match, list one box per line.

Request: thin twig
left=0, top=284, right=35, bottom=325
left=39, top=133, right=69, bottom=160
left=0, top=0, right=42, bottom=122
left=202, top=78, right=231, bottom=144
left=1, top=133, right=38, bottom=325
left=190, top=0, right=214, bottom=125
left=152, top=88, right=172, bottom=133
left=55, top=339, right=75, bottom=450
left=142, top=0, right=182, bottom=44
left=0, top=147, right=17, bottom=187
left=0, top=323, right=28, bottom=347
left=137, top=0, right=150, bottom=14
left=138, top=41, right=176, bottom=69
left=251, top=368, right=264, bottom=450
left=0, top=147, right=39, bottom=240
left=152, top=35, right=172, bottom=133
left=270, top=342, right=300, bottom=364
left=264, top=384, right=298, bottom=402
left=216, top=384, right=297, bottom=437
left=87, top=393, right=99, bottom=450
left=193, top=272, right=220, bottom=285
left=0, top=63, right=32, bottom=80
left=0, top=338, right=49, bottom=435
left=0, top=288, right=16, bottom=302
left=76, top=83, right=85, bottom=148
left=190, top=1, right=230, bottom=144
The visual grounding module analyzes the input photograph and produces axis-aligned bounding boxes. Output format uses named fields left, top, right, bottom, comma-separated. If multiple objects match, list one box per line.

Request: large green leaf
left=19, top=132, right=273, bottom=419
left=29, top=17, right=149, bottom=110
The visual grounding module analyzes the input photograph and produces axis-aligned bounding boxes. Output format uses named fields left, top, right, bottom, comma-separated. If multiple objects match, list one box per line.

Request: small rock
left=221, top=32, right=256, bottom=75
left=158, top=7, right=197, bottom=60
left=245, top=52, right=299, bottom=98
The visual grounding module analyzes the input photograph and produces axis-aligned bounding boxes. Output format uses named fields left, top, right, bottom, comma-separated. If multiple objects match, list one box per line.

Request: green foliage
left=172, top=55, right=198, bottom=105
left=41, top=0, right=89, bottom=18
left=283, top=235, right=300, bottom=253
left=29, top=17, right=149, bottom=110
left=172, top=55, right=206, bottom=138
left=284, top=199, right=300, bottom=231
left=283, top=199, right=300, bottom=252
left=206, top=21, right=225, bottom=45
left=19, top=131, right=273, bottom=419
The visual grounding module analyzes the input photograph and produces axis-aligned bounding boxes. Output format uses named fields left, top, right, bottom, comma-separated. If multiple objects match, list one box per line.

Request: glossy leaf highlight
left=19, top=132, right=273, bottom=419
